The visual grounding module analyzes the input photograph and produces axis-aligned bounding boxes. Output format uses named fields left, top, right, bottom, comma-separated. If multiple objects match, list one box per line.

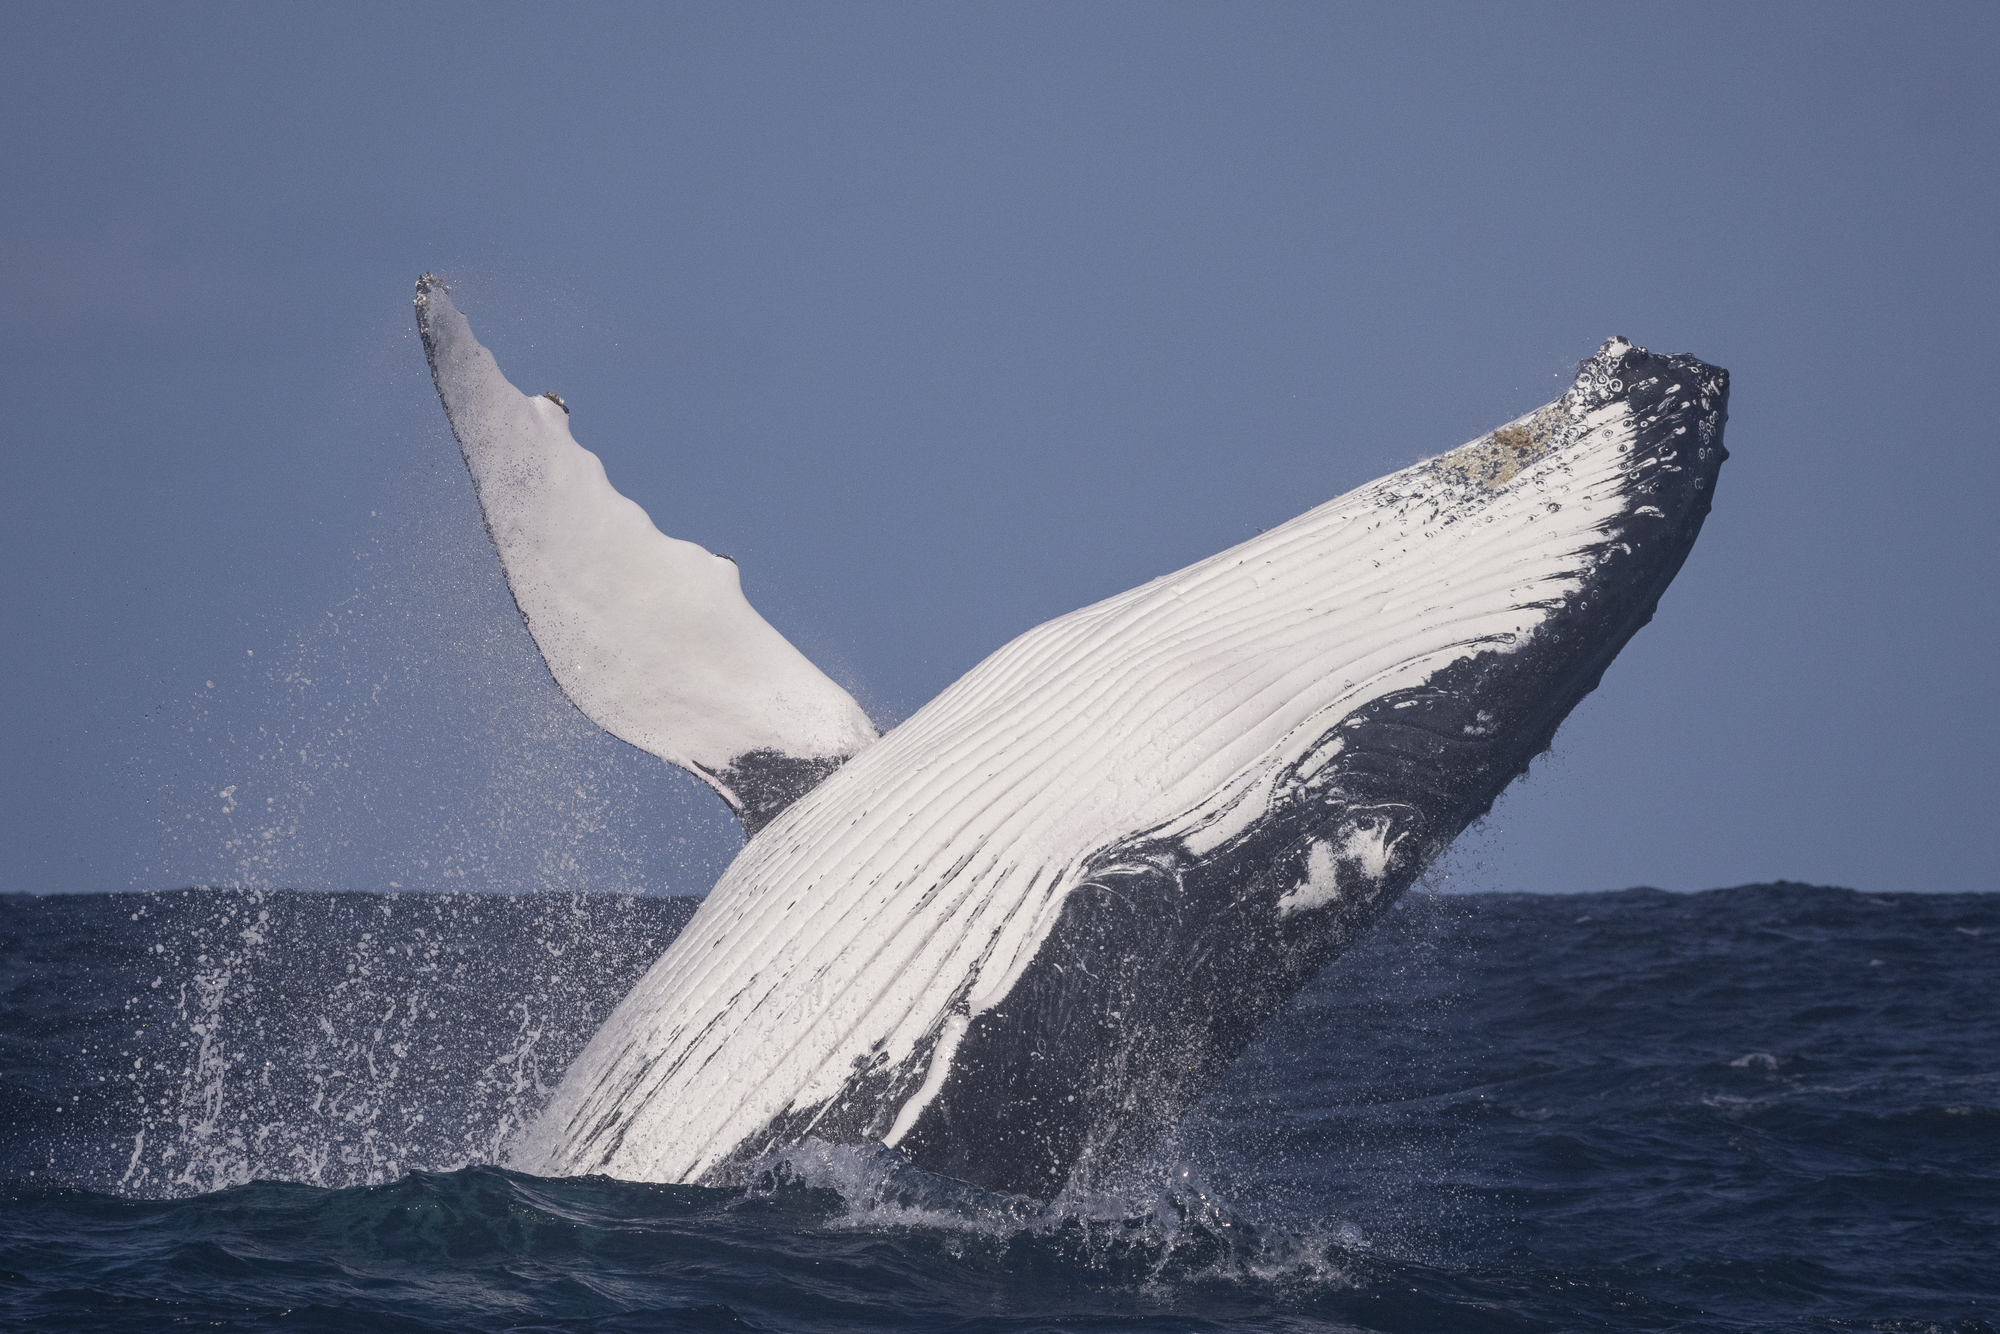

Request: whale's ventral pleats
left=411, top=280, right=1726, bottom=1199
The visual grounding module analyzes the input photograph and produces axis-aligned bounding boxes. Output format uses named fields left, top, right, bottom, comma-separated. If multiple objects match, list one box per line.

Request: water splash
left=106, top=888, right=693, bottom=1197
left=745, top=1140, right=1372, bottom=1292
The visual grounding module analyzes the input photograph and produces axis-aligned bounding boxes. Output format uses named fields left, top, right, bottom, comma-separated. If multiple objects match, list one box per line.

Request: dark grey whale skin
left=771, top=343, right=1728, bottom=1199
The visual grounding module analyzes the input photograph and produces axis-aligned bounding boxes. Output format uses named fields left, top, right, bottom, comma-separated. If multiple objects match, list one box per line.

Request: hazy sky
left=3, top=3, right=1993, bottom=896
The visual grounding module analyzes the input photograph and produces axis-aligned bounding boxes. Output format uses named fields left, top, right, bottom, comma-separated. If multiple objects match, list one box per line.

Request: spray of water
left=111, top=888, right=693, bottom=1197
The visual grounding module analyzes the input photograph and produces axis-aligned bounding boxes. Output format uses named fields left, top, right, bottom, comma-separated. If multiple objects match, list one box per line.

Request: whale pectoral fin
left=413, top=275, right=879, bottom=831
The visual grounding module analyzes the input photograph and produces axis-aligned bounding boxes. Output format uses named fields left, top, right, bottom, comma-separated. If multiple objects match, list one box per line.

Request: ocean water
left=2, top=883, right=1993, bottom=1332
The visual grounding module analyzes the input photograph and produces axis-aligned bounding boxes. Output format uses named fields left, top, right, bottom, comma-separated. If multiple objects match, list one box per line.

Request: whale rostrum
left=414, top=276, right=1728, bottom=1198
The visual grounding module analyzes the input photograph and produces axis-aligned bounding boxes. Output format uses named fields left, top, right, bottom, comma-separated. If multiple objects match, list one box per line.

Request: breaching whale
left=414, top=275, right=1728, bottom=1198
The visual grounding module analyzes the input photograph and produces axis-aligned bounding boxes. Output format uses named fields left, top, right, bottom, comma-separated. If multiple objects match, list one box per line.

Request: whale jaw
left=514, top=337, right=1728, bottom=1200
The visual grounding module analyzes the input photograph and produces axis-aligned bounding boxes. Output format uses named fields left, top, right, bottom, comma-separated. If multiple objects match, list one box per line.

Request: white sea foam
left=744, top=1140, right=1370, bottom=1291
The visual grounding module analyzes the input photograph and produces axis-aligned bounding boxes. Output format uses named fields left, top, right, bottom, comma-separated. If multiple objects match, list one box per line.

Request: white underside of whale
left=497, top=345, right=1656, bottom=1183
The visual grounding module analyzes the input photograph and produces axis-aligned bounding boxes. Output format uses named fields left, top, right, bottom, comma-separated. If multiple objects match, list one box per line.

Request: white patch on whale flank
left=1276, top=821, right=1405, bottom=918
left=1342, top=820, right=1401, bottom=882
left=883, top=1012, right=970, bottom=1148
left=1276, top=839, right=1342, bottom=916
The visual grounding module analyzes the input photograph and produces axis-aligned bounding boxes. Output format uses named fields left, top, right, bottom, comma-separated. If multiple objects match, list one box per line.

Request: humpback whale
left=414, top=275, right=1728, bottom=1198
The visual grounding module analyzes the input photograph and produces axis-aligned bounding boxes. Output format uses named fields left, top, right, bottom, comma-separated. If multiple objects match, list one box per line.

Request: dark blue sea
left=2, top=883, right=1993, bottom=1332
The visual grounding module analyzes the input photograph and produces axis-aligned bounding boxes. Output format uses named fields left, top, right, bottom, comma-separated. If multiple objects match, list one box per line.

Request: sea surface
left=2, top=883, right=1993, bottom=1333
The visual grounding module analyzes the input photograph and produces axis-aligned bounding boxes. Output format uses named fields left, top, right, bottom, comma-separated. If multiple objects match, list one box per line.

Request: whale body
left=415, top=277, right=1728, bottom=1198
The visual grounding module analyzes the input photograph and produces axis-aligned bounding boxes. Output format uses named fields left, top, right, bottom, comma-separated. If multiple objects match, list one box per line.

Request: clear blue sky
left=3, top=2, right=1993, bottom=896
